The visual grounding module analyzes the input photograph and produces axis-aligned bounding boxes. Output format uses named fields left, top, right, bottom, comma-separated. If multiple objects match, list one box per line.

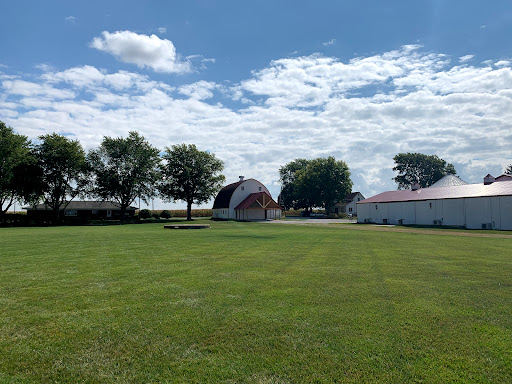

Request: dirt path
left=268, top=219, right=512, bottom=239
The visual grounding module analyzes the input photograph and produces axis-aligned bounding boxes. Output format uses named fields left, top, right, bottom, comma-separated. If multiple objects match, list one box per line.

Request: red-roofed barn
left=212, top=177, right=282, bottom=220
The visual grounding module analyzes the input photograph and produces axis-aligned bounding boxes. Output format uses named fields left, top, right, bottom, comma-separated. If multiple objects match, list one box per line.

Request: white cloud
left=495, top=60, right=511, bottom=67
left=323, top=38, right=336, bottom=46
left=459, top=55, right=474, bottom=63
left=2, top=80, right=75, bottom=99
left=65, top=16, right=76, bottom=23
left=90, top=30, right=191, bottom=73
left=179, top=81, right=218, bottom=100
left=158, top=27, right=167, bottom=34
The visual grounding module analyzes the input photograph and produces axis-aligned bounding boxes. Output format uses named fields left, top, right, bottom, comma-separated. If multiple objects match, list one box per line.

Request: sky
left=2, top=0, right=512, bottom=210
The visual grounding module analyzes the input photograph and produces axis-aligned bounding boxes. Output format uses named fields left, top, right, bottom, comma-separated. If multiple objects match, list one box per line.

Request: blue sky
left=2, top=1, right=512, bottom=209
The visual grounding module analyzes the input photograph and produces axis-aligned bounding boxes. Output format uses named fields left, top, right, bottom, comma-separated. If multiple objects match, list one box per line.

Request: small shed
left=212, top=177, right=282, bottom=220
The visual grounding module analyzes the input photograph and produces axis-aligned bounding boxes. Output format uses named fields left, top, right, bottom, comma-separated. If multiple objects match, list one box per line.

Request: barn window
left=429, top=202, right=432, bottom=209
left=258, top=187, right=262, bottom=191
left=65, top=209, right=77, bottom=216
left=349, top=208, right=352, bottom=212
left=92, top=209, right=99, bottom=215
left=375, top=205, right=378, bottom=210
left=241, top=186, right=244, bottom=191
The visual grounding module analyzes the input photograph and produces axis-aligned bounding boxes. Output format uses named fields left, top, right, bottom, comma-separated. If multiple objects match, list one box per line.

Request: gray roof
left=24, top=201, right=138, bottom=211
left=429, top=174, right=468, bottom=188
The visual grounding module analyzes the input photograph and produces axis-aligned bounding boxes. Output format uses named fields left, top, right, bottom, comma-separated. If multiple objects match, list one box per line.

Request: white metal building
left=212, top=177, right=282, bottom=220
left=357, top=176, right=512, bottom=230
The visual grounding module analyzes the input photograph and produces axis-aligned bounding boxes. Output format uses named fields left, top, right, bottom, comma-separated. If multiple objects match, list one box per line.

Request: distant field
left=1, top=222, right=511, bottom=383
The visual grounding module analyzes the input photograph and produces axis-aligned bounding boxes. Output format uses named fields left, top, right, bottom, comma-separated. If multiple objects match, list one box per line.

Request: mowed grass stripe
left=0, top=222, right=511, bottom=383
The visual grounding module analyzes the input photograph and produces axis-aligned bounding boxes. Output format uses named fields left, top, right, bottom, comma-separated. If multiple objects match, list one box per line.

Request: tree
left=35, top=133, right=88, bottom=223
left=0, top=122, right=36, bottom=218
left=278, top=158, right=311, bottom=210
left=392, top=153, right=456, bottom=189
left=159, top=144, right=225, bottom=221
left=88, top=131, right=161, bottom=221
left=279, top=157, right=352, bottom=212
left=505, top=164, right=512, bottom=175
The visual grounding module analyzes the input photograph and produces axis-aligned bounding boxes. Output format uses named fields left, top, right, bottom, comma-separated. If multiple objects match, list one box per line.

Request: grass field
left=1, top=221, right=511, bottom=383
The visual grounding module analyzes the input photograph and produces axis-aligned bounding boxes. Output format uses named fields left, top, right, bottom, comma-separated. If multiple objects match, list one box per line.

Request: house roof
left=23, top=201, right=138, bottom=210
left=495, top=174, right=512, bottom=182
left=429, top=174, right=468, bottom=188
left=212, top=180, right=245, bottom=209
left=234, top=192, right=282, bottom=210
left=358, top=180, right=512, bottom=204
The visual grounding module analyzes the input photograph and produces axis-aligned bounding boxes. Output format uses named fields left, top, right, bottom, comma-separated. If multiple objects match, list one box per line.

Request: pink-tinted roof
left=495, top=174, right=512, bottom=182
left=235, top=192, right=282, bottom=210
left=358, top=180, right=512, bottom=204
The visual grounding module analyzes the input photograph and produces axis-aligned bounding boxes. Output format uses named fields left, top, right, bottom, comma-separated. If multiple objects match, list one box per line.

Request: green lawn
left=1, top=221, right=511, bottom=383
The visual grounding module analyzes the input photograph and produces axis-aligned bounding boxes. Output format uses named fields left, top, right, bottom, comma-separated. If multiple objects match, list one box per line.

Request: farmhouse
left=212, top=176, right=282, bottom=220
left=357, top=174, right=512, bottom=230
left=330, top=192, right=365, bottom=216
left=24, top=201, right=138, bottom=221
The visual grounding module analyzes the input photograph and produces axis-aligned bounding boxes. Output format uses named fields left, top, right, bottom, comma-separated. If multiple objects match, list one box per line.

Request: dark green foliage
left=151, top=212, right=160, bottom=219
left=505, top=164, right=512, bottom=175
left=34, top=133, right=88, bottom=223
left=159, top=210, right=172, bottom=219
left=0, top=121, right=37, bottom=216
left=393, top=152, right=457, bottom=189
left=88, top=132, right=160, bottom=221
left=279, top=157, right=352, bottom=212
left=159, top=144, right=225, bottom=221
left=138, top=209, right=152, bottom=219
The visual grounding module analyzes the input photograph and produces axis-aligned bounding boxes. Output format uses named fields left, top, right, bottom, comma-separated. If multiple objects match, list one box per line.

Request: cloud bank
left=2, top=45, right=512, bottom=206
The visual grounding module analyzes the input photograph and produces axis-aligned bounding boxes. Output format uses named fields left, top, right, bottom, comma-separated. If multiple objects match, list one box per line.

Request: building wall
left=357, top=196, right=512, bottom=230
left=228, top=180, right=270, bottom=219
left=212, top=208, right=229, bottom=219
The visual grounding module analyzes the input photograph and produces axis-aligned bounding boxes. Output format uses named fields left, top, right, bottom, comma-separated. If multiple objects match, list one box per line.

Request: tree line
left=3, top=120, right=508, bottom=223
left=0, top=121, right=225, bottom=223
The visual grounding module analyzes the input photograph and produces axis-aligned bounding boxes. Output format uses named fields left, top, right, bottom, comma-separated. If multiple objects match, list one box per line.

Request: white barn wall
left=357, top=204, right=371, bottom=223
left=442, top=199, right=465, bottom=227
left=402, top=202, right=416, bottom=224
left=414, top=201, right=435, bottom=225
left=465, top=198, right=492, bottom=229
left=498, top=196, right=512, bottom=230
left=228, top=179, right=270, bottom=219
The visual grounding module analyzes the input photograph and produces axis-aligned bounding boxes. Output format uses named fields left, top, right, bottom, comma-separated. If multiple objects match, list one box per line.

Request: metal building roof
left=358, top=180, right=512, bottom=204
left=429, top=174, right=468, bottom=188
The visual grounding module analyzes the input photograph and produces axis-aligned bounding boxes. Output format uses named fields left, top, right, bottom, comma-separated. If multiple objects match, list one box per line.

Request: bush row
left=138, top=209, right=213, bottom=218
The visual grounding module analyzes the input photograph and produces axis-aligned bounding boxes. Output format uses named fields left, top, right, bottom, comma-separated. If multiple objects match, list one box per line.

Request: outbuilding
left=357, top=175, right=512, bottom=230
left=24, top=201, right=138, bottom=222
left=212, top=177, right=282, bottom=220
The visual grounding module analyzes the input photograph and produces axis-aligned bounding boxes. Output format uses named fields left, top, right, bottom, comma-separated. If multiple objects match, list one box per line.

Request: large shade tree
left=0, top=121, right=36, bottom=218
left=505, top=164, right=512, bottom=175
left=278, top=158, right=311, bottom=210
left=279, top=157, right=352, bottom=213
left=88, top=131, right=161, bottom=221
left=159, top=144, right=225, bottom=221
left=392, top=153, right=456, bottom=189
left=35, top=133, right=88, bottom=223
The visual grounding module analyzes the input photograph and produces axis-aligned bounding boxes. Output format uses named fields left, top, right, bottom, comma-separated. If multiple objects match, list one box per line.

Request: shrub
left=160, top=210, right=172, bottom=219
left=138, top=209, right=152, bottom=219
left=152, top=212, right=160, bottom=219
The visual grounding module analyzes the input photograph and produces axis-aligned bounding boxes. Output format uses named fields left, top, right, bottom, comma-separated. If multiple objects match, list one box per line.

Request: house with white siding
left=357, top=174, right=512, bottom=230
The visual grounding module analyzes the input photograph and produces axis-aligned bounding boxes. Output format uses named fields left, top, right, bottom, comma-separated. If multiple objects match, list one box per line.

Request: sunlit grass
left=1, top=221, right=511, bottom=382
